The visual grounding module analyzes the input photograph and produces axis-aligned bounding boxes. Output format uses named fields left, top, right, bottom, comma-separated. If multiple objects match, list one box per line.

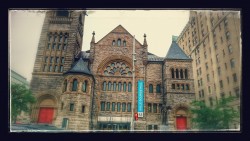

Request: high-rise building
left=176, top=10, right=241, bottom=129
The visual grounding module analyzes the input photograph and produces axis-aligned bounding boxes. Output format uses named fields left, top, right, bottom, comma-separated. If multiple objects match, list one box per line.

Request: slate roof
left=165, top=41, right=191, bottom=60
left=64, top=57, right=92, bottom=75
left=147, top=52, right=164, bottom=62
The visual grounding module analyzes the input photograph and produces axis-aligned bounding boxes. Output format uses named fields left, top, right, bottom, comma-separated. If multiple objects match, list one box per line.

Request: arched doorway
left=175, top=108, right=188, bottom=130
left=37, top=95, right=57, bottom=124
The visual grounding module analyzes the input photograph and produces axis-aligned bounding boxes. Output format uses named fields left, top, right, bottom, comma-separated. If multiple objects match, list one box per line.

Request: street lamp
left=131, top=35, right=136, bottom=131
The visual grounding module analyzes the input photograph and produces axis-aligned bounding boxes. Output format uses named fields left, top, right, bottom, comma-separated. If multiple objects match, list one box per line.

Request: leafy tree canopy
left=11, top=83, right=36, bottom=123
left=190, top=96, right=240, bottom=130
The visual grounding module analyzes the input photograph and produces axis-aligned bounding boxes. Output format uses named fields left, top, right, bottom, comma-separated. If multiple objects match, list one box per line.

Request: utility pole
left=131, top=35, right=136, bottom=131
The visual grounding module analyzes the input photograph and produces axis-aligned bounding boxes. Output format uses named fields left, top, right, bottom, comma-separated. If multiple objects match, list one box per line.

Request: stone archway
left=34, top=94, right=58, bottom=124
left=172, top=104, right=191, bottom=130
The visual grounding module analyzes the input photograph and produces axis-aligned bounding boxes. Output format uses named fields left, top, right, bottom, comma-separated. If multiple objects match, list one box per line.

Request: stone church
left=30, top=10, right=195, bottom=131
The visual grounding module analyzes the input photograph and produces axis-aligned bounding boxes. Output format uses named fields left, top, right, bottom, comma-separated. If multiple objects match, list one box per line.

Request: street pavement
left=10, top=124, right=65, bottom=132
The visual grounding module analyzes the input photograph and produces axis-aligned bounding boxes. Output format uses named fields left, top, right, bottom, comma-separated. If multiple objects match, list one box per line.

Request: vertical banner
left=137, top=80, right=144, bottom=117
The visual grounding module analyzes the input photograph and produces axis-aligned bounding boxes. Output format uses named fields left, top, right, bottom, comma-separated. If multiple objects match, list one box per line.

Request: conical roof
left=64, top=58, right=91, bottom=75
left=165, top=41, right=191, bottom=60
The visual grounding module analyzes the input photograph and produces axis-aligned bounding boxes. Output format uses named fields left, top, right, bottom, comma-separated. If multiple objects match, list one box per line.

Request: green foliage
left=190, top=96, right=240, bottom=130
left=11, top=83, right=36, bottom=124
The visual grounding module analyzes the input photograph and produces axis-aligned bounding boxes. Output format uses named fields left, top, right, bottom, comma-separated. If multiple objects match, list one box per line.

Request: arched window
left=128, top=82, right=132, bottom=92
left=117, top=39, right=121, bottom=47
left=149, top=84, right=153, bottom=93
left=63, top=80, right=67, bottom=92
left=156, top=84, right=161, bottom=93
left=103, top=81, right=106, bottom=91
left=113, top=82, right=117, bottom=91
left=112, top=40, right=116, bottom=46
left=72, top=79, right=78, bottom=91
left=56, top=10, right=69, bottom=17
left=118, top=82, right=122, bottom=91
left=185, top=69, right=188, bottom=79
left=54, top=35, right=57, bottom=42
left=108, top=81, right=112, bottom=91
left=123, top=82, right=127, bottom=92
left=82, top=80, right=87, bottom=92
left=171, top=68, right=175, bottom=78
left=176, top=69, right=179, bottom=78
left=186, top=84, right=189, bottom=90
left=180, top=69, right=184, bottom=79
left=123, top=41, right=126, bottom=47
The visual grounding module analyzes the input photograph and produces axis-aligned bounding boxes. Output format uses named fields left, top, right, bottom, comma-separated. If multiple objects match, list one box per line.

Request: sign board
left=137, top=80, right=144, bottom=117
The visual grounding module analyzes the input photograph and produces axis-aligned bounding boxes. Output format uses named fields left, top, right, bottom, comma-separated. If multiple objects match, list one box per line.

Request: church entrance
left=38, top=107, right=54, bottom=124
left=176, top=116, right=187, bottom=130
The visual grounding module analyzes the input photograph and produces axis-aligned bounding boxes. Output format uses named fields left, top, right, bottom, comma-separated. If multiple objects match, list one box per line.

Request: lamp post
left=131, top=35, right=136, bottom=131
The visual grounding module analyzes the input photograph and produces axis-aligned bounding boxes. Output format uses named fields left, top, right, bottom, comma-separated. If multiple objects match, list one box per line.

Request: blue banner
left=137, top=80, right=144, bottom=117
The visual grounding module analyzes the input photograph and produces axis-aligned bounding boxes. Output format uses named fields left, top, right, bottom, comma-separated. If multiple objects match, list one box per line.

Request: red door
left=176, top=117, right=187, bottom=130
left=38, top=108, right=54, bottom=124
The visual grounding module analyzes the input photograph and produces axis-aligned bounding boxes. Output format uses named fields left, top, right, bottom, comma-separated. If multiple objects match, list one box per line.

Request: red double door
left=38, top=108, right=54, bottom=124
left=176, top=117, right=187, bottom=130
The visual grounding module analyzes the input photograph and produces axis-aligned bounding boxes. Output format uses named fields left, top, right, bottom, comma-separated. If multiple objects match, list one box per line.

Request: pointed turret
left=143, top=33, right=147, bottom=46
left=91, top=31, right=95, bottom=43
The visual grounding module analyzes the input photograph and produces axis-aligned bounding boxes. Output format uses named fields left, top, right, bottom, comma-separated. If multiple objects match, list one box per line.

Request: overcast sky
left=9, top=10, right=189, bottom=82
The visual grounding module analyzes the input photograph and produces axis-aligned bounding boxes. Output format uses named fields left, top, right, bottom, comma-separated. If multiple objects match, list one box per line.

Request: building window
left=113, top=82, right=117, bottom=91
left=54, top=36, right=57, bottom=42
left=171, top=68, right=175, bottom=78
left=118, top=82, right=122, bottom=91
left=148, top=125, right=152, bottom=130
left=112, top=102, right=116, bottom=111
left=57, top=44, right=61, bottom=50
left=49, top=65, right=53, bottom=72
left=216, top=54, right=219, bottom=63
left=47, top=43, right=50, bottom=49
left=176, top=69, right=179, bottom=78
left=226, top=31, right=230, bottom=40
left=72, top=79, right=78, bottom=91
left=186, top=84, right=189, bottom=90
left=63, top=44, right=67, bottom=50
left=61, top=102, right=64, bottom=111
left=205, top=63, right=208, bottom=70
left=204, top=51, right=207, bottom=59
left=123, top=41, right=126, bottom=47
left=81, top=105, right=85, bottom=113
left=156, top=84, right=161, bottom=93
left=198, top=80, right=200, bottom=87
left=117, top=102, right=121, bottom=112
left=117, top=39, right=121, bottom=47
left=180, top=69, right=184, bottom=79
left=148, top=103, right=152, bottom=113
left=112, top=40, right=116, bottom=46
left=207, top=74, right=210, bottom=82
left=221, top=36, right=223, bottom=43
left=214, top=42, right=217, bottom=50
left=181, top=84, right=185, bottom=90
left=208, top=86, right=211, bottom=93
left=224, top=18, right=228, bottom=26
left=221, top=93, right=225, bottom=99
left=56, top=10, right=69, bottom=17
left=60, top=65, right=63, bottom=72
left=106, top=102, right=110, bottom=111
left=201, top=89, right=204, bottom=97
left=61, top=57, right=65, bottom=64
left=59, top=35, right=63, bottom=42
left=82, top=80, right=87, bottom=92
left=185, top=69, right=188, bottom=79
left=45, top=56, right=48, bottom=63
left=123, top=82, right=127, bottom=92
left=158, top=104, right=162, bottom=113
left=228, top=45, right=233, bottom=54
left=171, top=84, right=175, bottom=89
left=70, top=103, right=74, bottom=111
left=149, top=84, right=153, bottom=93
left=199, top=67, right=202, bottom=75
left=218, top=67, right=221, bottom=76
left=64, top=37, right=68, bottom=43
left=56, top=57, right=59, bottom=63
left=122, top=103, right=126, bottom=112
left=128, top=82, right=132, bottom=92
left=63, top=80, right=67, bottom=92
left=209, top=98, right=213, bottom=106
left=127, top=103, right=131, bottom=112
left=153, top=104, right=157, bottom=113
left=220, top=80, right=223, bottom=88
left=108, top=81, right=112, bottom=91
left=230, top=58, right=235, bottom=68
left=50, top=57, right=54, bottom=63
left=177, top=84, right=180, bottom=89
left=233, top=73, right=237, bottom=82
left=101, top=102, right=105, bottom=111
left=200, top=78, right=203, bottom=86
left=235, top=89, right=240, bottom=98
left=103, top=81, right=106, bottom=91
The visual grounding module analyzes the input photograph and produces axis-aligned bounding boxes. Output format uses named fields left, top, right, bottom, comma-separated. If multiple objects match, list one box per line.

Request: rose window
left=104, top=61, right=132, bottom=76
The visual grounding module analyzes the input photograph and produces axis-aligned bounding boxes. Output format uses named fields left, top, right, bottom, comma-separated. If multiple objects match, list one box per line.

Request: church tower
left=30, top=10, right=86, bottom=126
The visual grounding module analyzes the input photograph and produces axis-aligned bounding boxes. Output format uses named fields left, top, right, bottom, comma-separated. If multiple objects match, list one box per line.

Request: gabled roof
left=64, top=58, right=91, bottom=75
left=165, top=41, right=191, bottom=60
left=96, top=25, right=142, bottom=46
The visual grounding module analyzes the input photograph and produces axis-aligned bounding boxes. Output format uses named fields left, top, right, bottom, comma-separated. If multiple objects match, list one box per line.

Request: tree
left=11, top=83, right=36, bottom=124
left=190, top=96, right=240, bottom=130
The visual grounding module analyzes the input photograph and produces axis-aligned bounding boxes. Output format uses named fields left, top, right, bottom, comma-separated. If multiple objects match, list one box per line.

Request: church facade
left=30, top=10, right=195, bottom=131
